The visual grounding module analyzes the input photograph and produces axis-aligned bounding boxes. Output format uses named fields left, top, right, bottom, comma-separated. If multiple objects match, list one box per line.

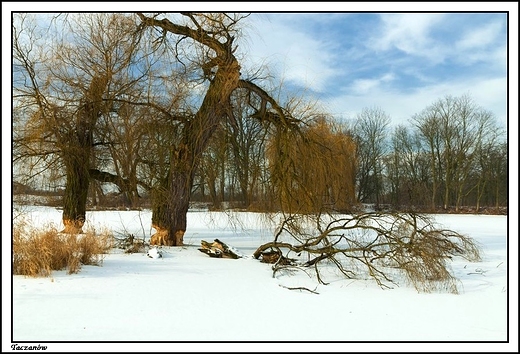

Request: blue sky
left=4, top=3, right=516, bottom=131
left=240, top=12, right=510, bottom=128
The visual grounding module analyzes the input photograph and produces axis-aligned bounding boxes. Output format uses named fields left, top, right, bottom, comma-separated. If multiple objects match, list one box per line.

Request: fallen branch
left=278, top=284, right=319, bottom=294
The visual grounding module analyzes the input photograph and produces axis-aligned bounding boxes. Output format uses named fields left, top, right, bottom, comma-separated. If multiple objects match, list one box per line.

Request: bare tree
left=13, top=13, right=139, bottom=232
left=198, top=127, right=229, bottom=209
left=413, top=94, right=504, bottom=211
left=387, top=125, right=430, bottom=208
left=352, top=107, right=390, bottom=209
left=226, top=91, right=270, bottom=208
left=473, top=140, right=507, bottom=211
left=412, top=106, right=443, bottom=210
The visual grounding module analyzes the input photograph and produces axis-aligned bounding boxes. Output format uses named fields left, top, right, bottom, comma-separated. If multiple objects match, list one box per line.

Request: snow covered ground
left=5, top=206, right=518, bottom=352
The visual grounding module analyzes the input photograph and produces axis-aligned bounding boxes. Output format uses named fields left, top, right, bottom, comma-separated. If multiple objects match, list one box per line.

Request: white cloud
left=370, top=14, right=447, bottom=63
left=452, top=21, right=507, bottom=70
left=350, top=73, right=396, bottom=95
left=325, top=75, right=507, bottom=129
left=456, top=21, right=504, bottom=50
left=351, top=78, right=379, bottom=94
left=369, top=14, right=506, bottom=70
left=238, top=14, right=338, bottom=93
left=238, top=13, right=508, bottom=132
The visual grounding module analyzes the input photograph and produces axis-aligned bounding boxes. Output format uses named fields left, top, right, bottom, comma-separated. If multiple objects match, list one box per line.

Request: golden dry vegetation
left=13, top=216, right=113, bottom=277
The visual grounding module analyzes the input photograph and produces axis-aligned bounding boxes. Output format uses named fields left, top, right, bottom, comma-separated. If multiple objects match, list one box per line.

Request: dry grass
left=12, top=217, right=113, bottom=277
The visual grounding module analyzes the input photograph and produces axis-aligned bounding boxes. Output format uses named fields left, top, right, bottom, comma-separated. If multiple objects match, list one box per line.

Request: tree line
left=13, top=13, right=507, bottom=245
left=352, top=99, right=506, bottom=213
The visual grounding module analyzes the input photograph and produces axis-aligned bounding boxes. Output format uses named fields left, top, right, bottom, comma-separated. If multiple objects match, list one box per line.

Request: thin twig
left=278, top=284, right=319, bottom=294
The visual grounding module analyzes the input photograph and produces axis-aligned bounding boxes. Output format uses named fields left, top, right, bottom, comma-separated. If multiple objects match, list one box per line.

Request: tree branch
left=136, top=13, right=227, bottom=55
left=237, top=79, right=299, bottom=127
left=107, top=98, right=189, bottom=122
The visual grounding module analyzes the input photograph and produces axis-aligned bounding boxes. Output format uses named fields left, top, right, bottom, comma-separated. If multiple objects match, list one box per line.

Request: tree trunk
left=165, top=142, right=193, bottom=246
left=430, top=154, right=437, bottom=211
left=150, top=183, right=170, bottom=245
left=151, top=58, right=241, bottom=245
left=61, top=74, right=110, bottom=233
left=61, top=126, right=93, bottom=233
left=62, top=156, right=90, bottom=233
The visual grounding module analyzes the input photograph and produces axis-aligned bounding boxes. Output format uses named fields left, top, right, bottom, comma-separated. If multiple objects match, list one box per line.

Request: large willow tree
left=135, top=13, right=298, bottom=245
left=13, top=14, right=138, bottom=233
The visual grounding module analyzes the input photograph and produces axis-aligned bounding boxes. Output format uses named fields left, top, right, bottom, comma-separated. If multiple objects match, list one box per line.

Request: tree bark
left=62, top=155, right=90, bottom=233
left=162, top=65, right=240, bottom=245
left=61, top=74, right=110, bottom=233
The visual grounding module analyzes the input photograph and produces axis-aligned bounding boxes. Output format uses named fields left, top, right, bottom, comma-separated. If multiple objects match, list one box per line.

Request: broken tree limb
left=258, top=249, right=296, bottom=265
left=198, top=239, right=241, bottom=259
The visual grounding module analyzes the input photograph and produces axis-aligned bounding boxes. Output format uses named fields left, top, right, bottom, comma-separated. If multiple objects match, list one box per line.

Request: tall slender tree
left=352, top=107, right=390, bottom=208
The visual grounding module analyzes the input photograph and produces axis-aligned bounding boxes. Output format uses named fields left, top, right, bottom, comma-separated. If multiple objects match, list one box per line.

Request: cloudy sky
left=240, top=11, right=510, bottom=128
left=4, top=3, right=516, bottom=131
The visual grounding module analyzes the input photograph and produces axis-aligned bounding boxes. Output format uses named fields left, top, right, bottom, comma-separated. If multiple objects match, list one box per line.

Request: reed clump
left=13, top=217, right=113, bottom=277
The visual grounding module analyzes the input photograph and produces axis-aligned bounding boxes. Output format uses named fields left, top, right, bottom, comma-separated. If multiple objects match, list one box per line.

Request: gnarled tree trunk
left=158, top=63, right=241, bottom=246
left=137, top=13, right=240, bottom=246
left=137, top=13, right=291, bottom=246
